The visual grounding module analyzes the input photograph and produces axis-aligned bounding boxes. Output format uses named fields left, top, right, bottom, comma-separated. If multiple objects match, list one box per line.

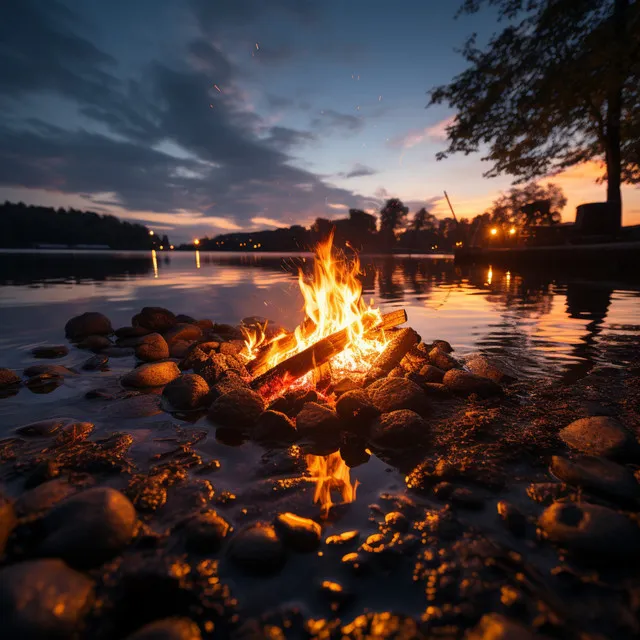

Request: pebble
left=164, top=323, right=202, bottom=346
left=132, top=306, right=177, bottom=333
left=135, top=333, right=170, bottom=362
left=538, top=501, right=640, bottom=561
left=0, top=367, right=21, bottom=388
left=122, top=361, right=181, bottom=388
left=65, top=311, right=113, bottom=339
left=274, top=512, right=322, bottom=551
left=170, top=340, right=193, bottom=359
left=384, top=511, right=410, bottom=533
left=253, top=410, right=297, bottom=444
left=368, top=378, right=430, bottom=415
left=15, top=479, right=77, bottom=516
left=341, top=551, right=369, bottom=575
left=559, top=416, right=639, bottom=459
left=115, top=325, right=151, bottom=339
left=162, top=373, right=210, bottom=410
left=208, top=388, right=265, bottom=429
left=81, top=353, right=109, bottom=370
left=77, top=335, right=112, bottom=351
left=227, top=522, right=286, bottom=575
left=449, top=486, right=485, bottom=509
left=335, top=390, right=380, bottom=433
left=370, top=410, right=429, bottom=448
left=0, top=559, right=94, bottom=639
left=182, top=510, right=232, bottom=553
left=429, top=347, right=458, bottom=371
left=550, top=455, right=640, bottom=504
left=54, top=421, right=95, bottom=445
left=496, top=500, right=527, bottom=536
left=325, top=530, right=359, bottom=546
left=319, top=580, right=354, bottom=612
left=295, top=402, right=342, bottom=439
left=467, top=613, right=540, bottom=639
left=430, top=339, right=453, bottom=353
left=24, top=364, right=75, bottom=378
left=418, top=364, right=445, bottom=383
left=442, top=369, right=502, bottom=398
left=106, top=394, right=163, bottom=418
left=0, top=494, right=16, bottom=555
left=40, top=487, right=136, bottom=567
left=15, top=417, right=72, bottom=437
left=124, top=618, right=202, bottom=640
left=465, top=354, right=514, bottom=383
left=31, top=344, right=69, bottom=359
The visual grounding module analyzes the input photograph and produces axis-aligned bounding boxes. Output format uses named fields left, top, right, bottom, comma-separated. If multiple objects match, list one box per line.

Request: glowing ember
left=306, top=452, right=358, bottom=515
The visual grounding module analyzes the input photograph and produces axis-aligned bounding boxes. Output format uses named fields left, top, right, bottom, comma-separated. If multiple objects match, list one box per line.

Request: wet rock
left=133, top=306, right=177, bottom=333
left=227, top=522, right=286, bottom=575
left=55, top=421, right=95, bottom=446
left=325, top=530, right=359, bottom=546
left=24, top=364, right=75, bottom=378
left=208, top=388, right=265, bottom=429
left=449, top=487, right=486, bottom=509
left=24, top=460, right=61, bottom=489
left=550, top=455, right=640, bottom=504
left=219, top=341, right=245, bottom=357
left=122, top=361, right=181, bottom=388
left=115, top=325, right=152, bottom=339
left=106, top=394, right=163, bottom=418
left=465, top=354, right=514, bottom=383
left=319, top=580, right=354, bottom=612
left=341, top=551, right=369, bottom=575
left=296, top=402, right=341, bottom=439
left=384, top=511, right=410, bottom=533
left=210, top=371, right=249, bottom=400
left=193, top=353, right=232, bottom=386
left=370, top=410, right=429, bottom=448
left=268, top=388, right=318, bottom=418
left=335, top=390, right=380, bottom=434
left=103, top=346, right=135, bottom=358
left=170, top=340, right=193, bottom=359
left=431, top=339, right=453, bottom=353
left=526, top=482, right=571, bottom=506
left=0, top=494, right=16, bottom=555
left=212, top=323, right=244, bottom=340
left=467, top=613, right=540, bottom=640
left=135, top=333, right=170, bottom=362
left=40, top=487, right=136, bottom=567
left=559, top=416, right=639, bottom=460
left=82, top=354, right=109, bottom=371
left=15, top=417, right=70, bottom=437
left=164, top=323, right=203, bottom=347
left=163, top=374, right=210, bottom=410
left=124, top=617, right=202, bottom=640
left=340, top=434, right=370, bottom=468
left=254, top=410, right=297, bottom=444
left=368, top=378, right=430, bottom=415
left=32, top=344, right=69, bottom=359
left=0, top=368, right=21, bottom=388
left=429, top=347, right=458, bottom=371
left=15, top=478, right=77, bottom=516
left=65, top=311, right=113, bottom=340
left=421, top=382, right=453, bottom=399
left=77, top=335, right=112, bottom=351
left=182, top=510, right=231, bottom=553
left=539, top=501, right=640, bottom=561
left=418, top=364, right=445, bottom=383
left=195, top=318, right=214, bottom=331
left=274, top=512, right=321, bottom=551
left=442, top=369, right=502, bottom=398
left=497, top=501, right=527, bottom=536
left=0, top=559, right=94, bottom=639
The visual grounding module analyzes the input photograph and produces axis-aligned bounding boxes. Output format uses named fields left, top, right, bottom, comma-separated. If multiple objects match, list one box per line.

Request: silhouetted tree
left=379, top=198, right=409, bottom=250
left=487, top=182, right=567, bottom=227
left=430, top=0, right=640, bottom=222
left=411, top=208, right=437, bottom=232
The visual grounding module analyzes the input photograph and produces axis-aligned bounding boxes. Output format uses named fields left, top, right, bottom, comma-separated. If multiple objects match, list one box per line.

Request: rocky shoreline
left=1, top=306, right=640, bottom=639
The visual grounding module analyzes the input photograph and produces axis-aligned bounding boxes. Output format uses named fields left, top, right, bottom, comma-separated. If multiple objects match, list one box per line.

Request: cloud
left=310, top=109, right=364, bottom=134
left=327, top=203, right=349, bottom=210
left=251, top=216, right=288, bottom=228
left=341, top=163, right=377, bottom=179
left=264, top=126, right=316, bottom=150
left=388, top=116, right=455, bottom=149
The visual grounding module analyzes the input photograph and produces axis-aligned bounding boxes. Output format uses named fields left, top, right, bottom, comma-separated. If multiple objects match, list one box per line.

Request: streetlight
left=509, top=227, right=516, bottom=235
left=149, top=230, right=154, bottom=236
left=490, top=227, right=498, bottom=236
left=193, top=238, right=200, bottom=246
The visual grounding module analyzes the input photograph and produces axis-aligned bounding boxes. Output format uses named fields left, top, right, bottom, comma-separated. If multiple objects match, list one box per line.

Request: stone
left=442, top=369, right=502, bottom=398
left=0, top=494, right=16, bottom=555
left=195, top=319, right=214, bottom=331
left=449, top=487, right=485, bottom=509
left=431, top=339, right=453, bottom=353
left=340, top=434, right=370, bottom=468
left=122, top=361, right=181, bottom=388
left=325, top=530, right=359, bottom=546
left=24, top=364, right=75, bottom=378
left=368, top=378, right=430, bottom=415
left=295, top=402, right=341, bottom=439
left=65, top=312, right=113, bottom=340
left=429, top=347, right=458, bottom=371
left=332, top=377, right=361, bottom=395
left=219, top=341, right=245, bottom=357
left=253, top=410, right=297, bottom=444
left=210, top=371, right=249, bottom=400
left=103, top=346, right=135, bottom=358
left=124, top=618, right=202, bottom=640
left=106, top=395, right=163, bottom=418
left=335, top=390, right=380, bottom=433
left=467, top=613, right=540, bottom=639
left=370, top=410, right=429, bottom=448
left=115, top=326, right=151, bottom=339
left=162, top=373, right=210, bottom=410
left=208, top=388, right=265, bottom=429
left=32, top=344, right=69, bottom=359
left=418, top=364, right=445, bottom=383
left=81, top=354, right=109, bottom=371
left=41, top=488, right=136, bottom=567
left=55, top=421, right=95, bottom=446
left=15, top=417, right=70, bottom=437
left=0, top=368, right=21, bottom=388
left=550, top=455, right=640, bottom=504
left=15, top=479, right=77, bottom=516
left=539, top=501, right=640, bottom=560
left=212, top=323, right=244, bottom=340
left=269, top=388, right=318, bottom=418
left=465, top=354, right=514, bottom=383
left=133, top=306, right=177, bottom=333
left=193, top=352, right=231, bottom=386
left=559, top=416, right=639, bottom=460
left=164, top=323, right=203, bottom=347
left=170, top=340, right=193, bottom=359
left=274, top=512, right=321, bottom=551
left=182, top=510, right=231, bottom=553
left=319, top=580, right=354, bottom=612
left=228, top=521, right=286, bottom=575
left=0, top=559, right=94, bottom=639
left=175, top=314, right=197, bottom=324
left=135, top=333, right=170, bottom=362
left=384, top=511, right=410, bottom=533
left=496, top=501, right=527, bottom=536
left=421, top=382, right=453, bottom=399
left=77, top=335, right=112, bottom=351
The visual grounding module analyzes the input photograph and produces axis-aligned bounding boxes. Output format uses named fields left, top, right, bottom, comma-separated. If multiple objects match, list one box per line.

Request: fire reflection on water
left=151, top=249, right=158, bottom=278
left=195, top=250, right=201, bottom=269
left=306, top=451, right=358, bottom=515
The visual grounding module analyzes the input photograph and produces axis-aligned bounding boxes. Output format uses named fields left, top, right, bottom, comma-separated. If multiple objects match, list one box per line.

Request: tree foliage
left=486, top=182, right=567, bottom=226
left=379, top=198, right=409, bottom=231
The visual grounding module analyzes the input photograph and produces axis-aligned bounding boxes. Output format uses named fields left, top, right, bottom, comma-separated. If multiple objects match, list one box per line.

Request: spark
left=255, top=42, right=260, bottom=50
left=213, top=84, right=221, bottom=93
left=378, top=95, right=382, bottom=101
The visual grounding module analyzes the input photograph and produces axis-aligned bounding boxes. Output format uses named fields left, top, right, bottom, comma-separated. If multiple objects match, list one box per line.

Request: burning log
left=250, top=309, right=408, bottom=394
left=363, top=327, right=419, bottom=386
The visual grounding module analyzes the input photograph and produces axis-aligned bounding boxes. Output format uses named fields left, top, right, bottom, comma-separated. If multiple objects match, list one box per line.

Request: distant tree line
left=1, top=201, right=158, bottom=249
left=198, top=181, right=567, bottom=253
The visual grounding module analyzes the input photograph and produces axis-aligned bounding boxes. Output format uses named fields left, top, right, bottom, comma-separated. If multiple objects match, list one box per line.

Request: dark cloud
left=310, top=109, right=364, bottom=134
left=341, top=163, right=377, bottom=179
left=265, top=126, right=316, bottom=151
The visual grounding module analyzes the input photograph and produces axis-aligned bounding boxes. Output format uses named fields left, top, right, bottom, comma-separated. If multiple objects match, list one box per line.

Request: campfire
left=241, top=235, right=414, bottom=513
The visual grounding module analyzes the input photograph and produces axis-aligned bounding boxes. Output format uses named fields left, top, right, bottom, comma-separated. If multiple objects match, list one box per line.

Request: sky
left=1, top=0, right=638, bottom=243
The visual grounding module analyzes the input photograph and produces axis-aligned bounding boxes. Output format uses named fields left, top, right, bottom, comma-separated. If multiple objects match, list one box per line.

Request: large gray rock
left=162, top=374, right=210, bottom=410
left=442, top=369, right=502, bottom=398
left=295, top=402, right=341, bottom=439
left=135, top=333, right=170, bottom=362
left=65, top=312, right=112, bottom=339
left=370, top=410, right=429, bottom=448
left=132, top=307, right=177, bottom=333
left=559, top=416, right=639, bottom=459
left=368, top=378, right=430, bottom=415
left=208, top=388, right=265, bottom=429
left=228, top=522, right=286, bottom=575
left=539, top=501, right=640, bottom=561
left=274, top=512, right=321, bottom=551
left=124, top=618, right=202, bottom=640
left=122, top=361, right=180, bottom=388
left=32, top=345, right=69, bottom=359
left=40, top=488, right=136, bottom=567
left=0, top=559, right=94, bottom=639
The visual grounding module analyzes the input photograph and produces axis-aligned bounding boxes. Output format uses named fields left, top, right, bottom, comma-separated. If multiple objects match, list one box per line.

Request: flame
left=306, top=452, right=358, bottom=515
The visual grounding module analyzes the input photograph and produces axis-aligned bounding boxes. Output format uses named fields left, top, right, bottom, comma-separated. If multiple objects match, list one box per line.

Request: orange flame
left=306, top=452, right=358, bottom=515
